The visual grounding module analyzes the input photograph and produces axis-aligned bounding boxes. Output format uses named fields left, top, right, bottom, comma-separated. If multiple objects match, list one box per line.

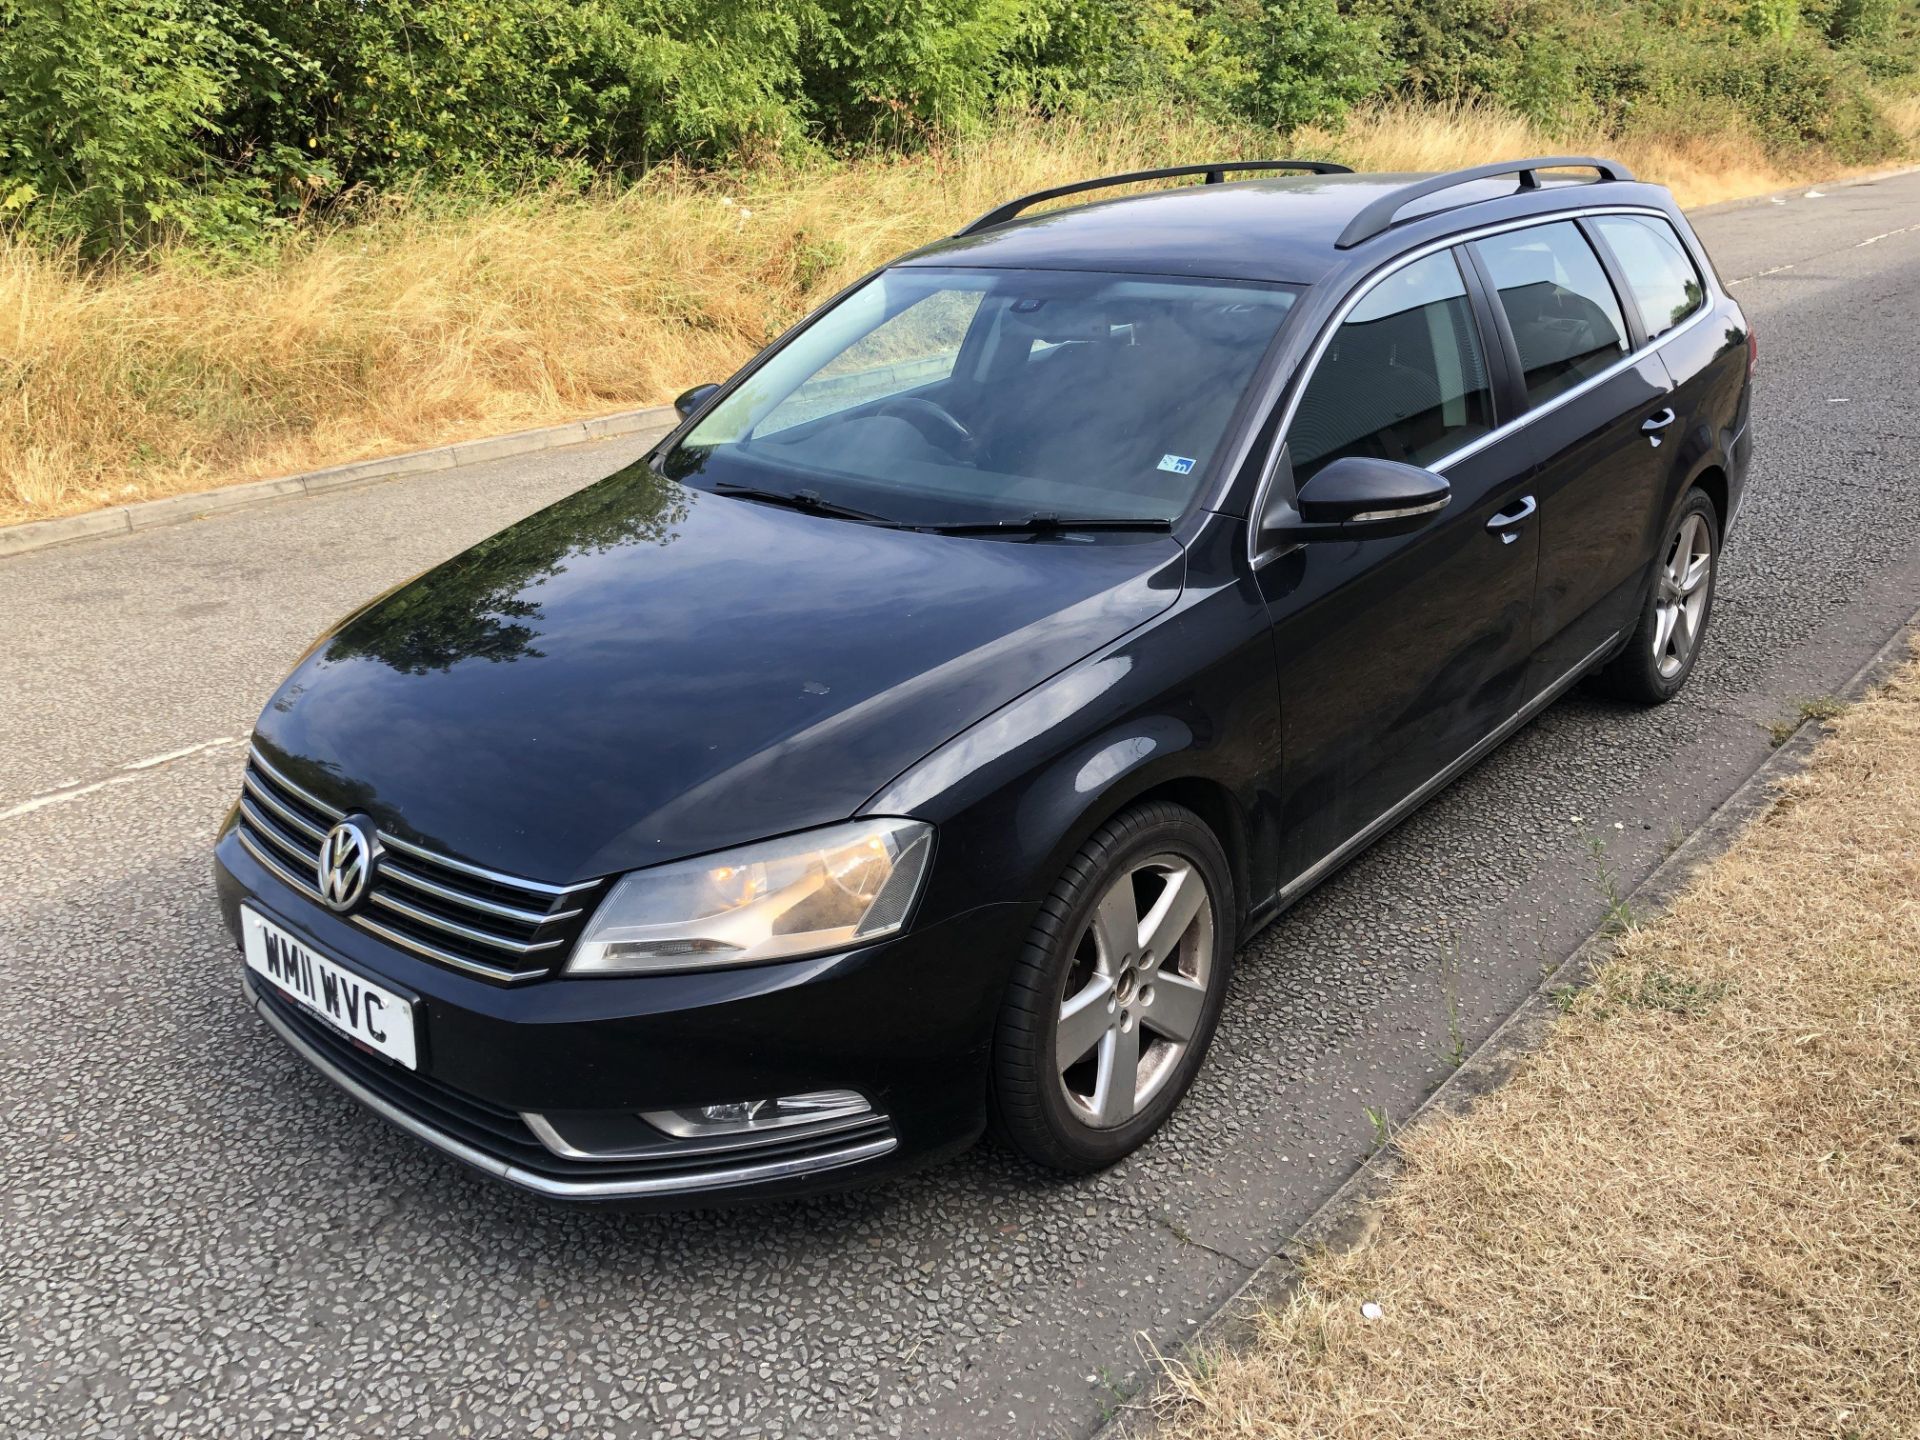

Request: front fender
left=864, top=583, right=1280, bottom=931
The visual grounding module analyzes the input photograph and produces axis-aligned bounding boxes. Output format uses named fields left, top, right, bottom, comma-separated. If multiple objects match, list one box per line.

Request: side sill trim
left=246, top=979, right=900, bottom=1200
left=1277, top=631, right=1620, bottom=904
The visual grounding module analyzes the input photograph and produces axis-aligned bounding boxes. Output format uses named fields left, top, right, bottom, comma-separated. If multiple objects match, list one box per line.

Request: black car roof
left=900, top=171, right=1677, bottom=287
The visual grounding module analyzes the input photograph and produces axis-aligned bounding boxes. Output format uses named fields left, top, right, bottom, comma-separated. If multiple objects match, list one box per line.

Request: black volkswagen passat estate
left=215, top=156, right=1753, bottom=1204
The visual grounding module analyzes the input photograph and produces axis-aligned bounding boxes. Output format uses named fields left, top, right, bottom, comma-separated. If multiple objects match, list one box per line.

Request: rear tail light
left=1747, top=326, right=1758, bottom=377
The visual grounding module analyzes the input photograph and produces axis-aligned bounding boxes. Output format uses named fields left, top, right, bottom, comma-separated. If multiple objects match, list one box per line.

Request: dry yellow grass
left=0, top=104, right=1906, bottom=526
left=1299, top=99, right=1799, bottom=210
left=1153, top=648, right=1920, bottom=1439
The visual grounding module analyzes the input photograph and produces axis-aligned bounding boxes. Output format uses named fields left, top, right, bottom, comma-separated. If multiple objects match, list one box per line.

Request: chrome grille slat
left=236, top=749, right=599, bottom=984
left=350, top=914, right=542, bottom=984
left=377, top=830, right=598, bottom=898
left=379, top=861, right=580, bottom=926
left=239, top=795, right=321, bottom=870
left=247, top=746, right=345, bottom=822
left=368, top=890, right=565, bottom=955
left=235, top=825, right=326, bottom=904
left=241, top=771, right=329, bottom=842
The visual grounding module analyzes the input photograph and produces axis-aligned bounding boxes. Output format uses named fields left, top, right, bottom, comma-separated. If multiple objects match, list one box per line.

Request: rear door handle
left=1642, top=408, right=1677, bottom=446
left=1486, top=494, right=1537, bottom=544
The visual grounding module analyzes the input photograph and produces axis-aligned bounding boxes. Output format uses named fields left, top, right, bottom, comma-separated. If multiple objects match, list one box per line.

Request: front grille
left=254, top=984, right=899, bottom=1196
left=234, top=746, right=601, bottom=983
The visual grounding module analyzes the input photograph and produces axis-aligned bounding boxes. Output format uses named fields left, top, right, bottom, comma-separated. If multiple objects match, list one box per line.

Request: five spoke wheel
left=1591, top=486, right=1720, bottom=705
left=1653, top=510, right=1713, bottom=679
left=990, top=799, right=1233, bottom=1171
left=1055, top=855, right=1214, bottom=1129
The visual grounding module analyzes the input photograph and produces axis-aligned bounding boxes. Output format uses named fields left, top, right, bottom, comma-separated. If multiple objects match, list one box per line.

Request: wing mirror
left=674, top=382, right=722, bottom=420
left=1259, top=454, right=1451, bottom=546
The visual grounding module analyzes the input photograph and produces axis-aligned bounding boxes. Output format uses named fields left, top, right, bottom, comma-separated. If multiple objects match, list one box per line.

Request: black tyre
left=989, top=801, right=1235, bottom=1173
left=1591, top=488, right=1720, bottom=704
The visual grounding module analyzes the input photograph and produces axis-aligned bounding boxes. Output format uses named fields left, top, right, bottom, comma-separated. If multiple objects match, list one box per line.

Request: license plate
left=241, top=907, right=417, bottom=1070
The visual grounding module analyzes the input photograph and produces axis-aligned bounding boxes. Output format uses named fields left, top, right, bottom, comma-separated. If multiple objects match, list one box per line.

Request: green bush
left=0, top=0, right=322, bottom=247
left=1368, top=0, right=1911, bottom=154
left=1699, top=32, right=1900, bottom=155
left=1, top=0, right=1914, bottom=253
left=1217, top=0, right=1394, bottom=129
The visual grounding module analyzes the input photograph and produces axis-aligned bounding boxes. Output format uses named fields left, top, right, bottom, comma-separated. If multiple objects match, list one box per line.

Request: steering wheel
left=872, top=396, right=978, bottom=458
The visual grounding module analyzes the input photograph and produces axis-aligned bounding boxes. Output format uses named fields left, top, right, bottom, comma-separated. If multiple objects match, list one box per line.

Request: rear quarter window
left=1593, top=215, right=1707, bottom=339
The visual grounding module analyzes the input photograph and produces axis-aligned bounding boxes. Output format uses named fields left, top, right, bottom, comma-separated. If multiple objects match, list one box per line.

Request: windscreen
left=663, top=266, right=1298, bottom=527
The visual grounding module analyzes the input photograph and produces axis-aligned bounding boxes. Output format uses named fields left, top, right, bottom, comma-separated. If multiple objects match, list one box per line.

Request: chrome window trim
left=246, top=976, right=898, bottom=1199
left=1586, top=211, right=1711, bottom=344
left=1245, top=205, right=1721, bottom=567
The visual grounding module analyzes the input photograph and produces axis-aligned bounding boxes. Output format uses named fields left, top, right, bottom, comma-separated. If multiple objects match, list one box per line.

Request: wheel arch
left=1689, top=462, right=1729, bottom=536
left=1020, top=738, right=1258, bottom=949
left=1108, top=776, right=1250, bottom=936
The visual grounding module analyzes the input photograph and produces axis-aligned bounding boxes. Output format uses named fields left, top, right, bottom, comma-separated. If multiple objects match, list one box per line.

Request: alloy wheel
left=1054, top=854, right=1215, bottom=1129
left=1652, top=511, right=1713, bottom=679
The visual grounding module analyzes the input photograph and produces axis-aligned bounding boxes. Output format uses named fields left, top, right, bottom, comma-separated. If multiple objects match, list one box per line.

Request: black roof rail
left=1334, top=155, right=1634, bottom=250
left=955, top=159, right=1353, bottom=237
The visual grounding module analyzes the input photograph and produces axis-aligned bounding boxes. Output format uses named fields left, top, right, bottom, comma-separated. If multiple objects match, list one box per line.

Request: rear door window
left=1288, top=251, right=1493, bottom=482
left=1591, top=215, right=1706, bottom=339
left=1470, top=222, right=1629, bottom=406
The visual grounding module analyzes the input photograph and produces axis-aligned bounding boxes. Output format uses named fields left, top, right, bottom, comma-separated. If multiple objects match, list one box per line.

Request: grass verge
left=3, top=102, right=1915, bottom=528
left=1151, top=642, right=1920, bottom=1439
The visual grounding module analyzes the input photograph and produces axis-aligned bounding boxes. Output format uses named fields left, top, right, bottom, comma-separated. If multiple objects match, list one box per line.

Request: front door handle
left=1486, top=494, right=1537, bottom=544
left=1642, top=407, right=1677, bottom=446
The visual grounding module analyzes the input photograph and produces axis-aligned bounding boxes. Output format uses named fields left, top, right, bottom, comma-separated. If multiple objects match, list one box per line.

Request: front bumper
left=215, top=826, right=1027, bottom=1206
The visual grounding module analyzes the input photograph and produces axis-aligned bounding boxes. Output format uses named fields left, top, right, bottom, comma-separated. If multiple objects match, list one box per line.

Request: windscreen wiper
left=919, top=513, right=1175, bottom=535
left=711, top=482, right=905, bottom=527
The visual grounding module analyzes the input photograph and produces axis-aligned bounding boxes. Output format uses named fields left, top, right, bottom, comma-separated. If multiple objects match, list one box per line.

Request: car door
left=1464, top=218, right=1676, bottom=686
left=1589, top=211, right=1746, bottom=519
left=1254, top=248, right=1542, bottom=888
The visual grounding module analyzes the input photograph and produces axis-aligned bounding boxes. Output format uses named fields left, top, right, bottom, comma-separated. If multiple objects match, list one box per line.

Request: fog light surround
left=641, top=1089, right=872, bottom=1138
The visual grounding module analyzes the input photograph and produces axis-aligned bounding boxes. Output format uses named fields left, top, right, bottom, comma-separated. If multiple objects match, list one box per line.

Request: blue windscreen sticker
left=1157, top=454, right=1196, bottom=474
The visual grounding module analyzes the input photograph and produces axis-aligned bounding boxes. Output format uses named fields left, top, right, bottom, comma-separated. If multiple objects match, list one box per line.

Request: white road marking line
left=1728, top=219, right=1920, bottom=286
left=1, top=735, right=244, bottom=823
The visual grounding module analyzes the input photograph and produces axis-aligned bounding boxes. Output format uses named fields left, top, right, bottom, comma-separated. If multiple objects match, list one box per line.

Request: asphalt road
left=5, top=171, right=1920, bottom=1440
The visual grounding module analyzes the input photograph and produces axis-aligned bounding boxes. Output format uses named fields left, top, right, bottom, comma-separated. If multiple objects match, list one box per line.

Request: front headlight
left=566, top=818, right=934, bottom=976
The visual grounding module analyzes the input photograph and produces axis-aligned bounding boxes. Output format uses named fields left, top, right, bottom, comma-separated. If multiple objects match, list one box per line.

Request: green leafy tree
left=792, top=0, right=1052, bottom=141
left=0, top=0, right=320, bottom=248
left=4, top=0, right=1917, bottom=254
left=1213, top=0, right=1392, bottom=129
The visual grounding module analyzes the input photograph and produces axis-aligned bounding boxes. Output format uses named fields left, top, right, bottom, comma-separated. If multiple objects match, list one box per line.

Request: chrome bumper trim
left=520, top=1106, right=883, bottom=1162
left=244, top=977, right=898, bottom=1199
